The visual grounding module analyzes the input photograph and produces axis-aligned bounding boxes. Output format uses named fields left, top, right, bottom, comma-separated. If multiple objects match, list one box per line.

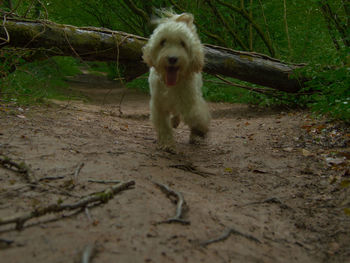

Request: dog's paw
left=171, top=115, right=180, bottom=129
left=189, top=128, right=207, bottom=145
left=157, top=144, right=176, bottom=154
left=189, top=134, right=203, bottom=145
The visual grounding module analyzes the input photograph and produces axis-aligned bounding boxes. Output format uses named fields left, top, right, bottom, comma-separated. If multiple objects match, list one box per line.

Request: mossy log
left=0, top=18, right=306, bottom=92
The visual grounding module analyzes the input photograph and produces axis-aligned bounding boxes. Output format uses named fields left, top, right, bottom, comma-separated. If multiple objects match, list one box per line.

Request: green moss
left=95, top=191, right=114, bottom=203
left=239, top=55, right=254, bottom=61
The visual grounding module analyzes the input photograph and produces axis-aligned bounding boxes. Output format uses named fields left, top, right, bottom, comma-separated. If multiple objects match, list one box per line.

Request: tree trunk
left=0, top=18, right=307, bottom=92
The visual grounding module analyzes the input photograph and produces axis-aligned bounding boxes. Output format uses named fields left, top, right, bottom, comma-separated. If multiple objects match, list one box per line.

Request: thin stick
left=74, top=162, right=85, bottom=182
left=201, top=227, right=261, bottom=247
left=39, top=176, right=65, bottom=181
left=81, top=243, right=96, bottom=263
left=0, top=14, right=10, bottom=45
left=87, top=179, right=121, bottom=184
left=0, top=155, right=37, bottom=185
left=0, top=180, right=135, bottom=230
left=169, top=164, right=214, bottom=178
left=241, top=197, right=290, bottom=209
left=84, top=207, right=92, bottom=222
left=283, top=0, right=292, bottom=54
left=153, top=182, right=190, bottom=225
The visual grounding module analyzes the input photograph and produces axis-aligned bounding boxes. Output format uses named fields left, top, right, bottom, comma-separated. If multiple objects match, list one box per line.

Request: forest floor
left=0, top=73, right=350, bottom=263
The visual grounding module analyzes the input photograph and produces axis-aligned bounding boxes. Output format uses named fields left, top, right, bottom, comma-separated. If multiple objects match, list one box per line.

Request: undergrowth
left=1, top=55, right=349, bottom=123
left=0, top=56, right=81, bottom=105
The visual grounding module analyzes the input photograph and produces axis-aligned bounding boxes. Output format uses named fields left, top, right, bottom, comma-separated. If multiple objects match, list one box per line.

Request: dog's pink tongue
left=166, top=67, right=178, bottom=86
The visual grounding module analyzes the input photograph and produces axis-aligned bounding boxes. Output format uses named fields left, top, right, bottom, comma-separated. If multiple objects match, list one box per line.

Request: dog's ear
left=191, top=44, right=205, bottom=73
left=175, top=13, right=194, bottom=26
left=142, top=44, right=153, bottom=67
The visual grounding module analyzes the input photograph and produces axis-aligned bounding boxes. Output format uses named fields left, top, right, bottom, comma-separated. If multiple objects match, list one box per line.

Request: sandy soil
left=0, top=74, right=349, bottom=263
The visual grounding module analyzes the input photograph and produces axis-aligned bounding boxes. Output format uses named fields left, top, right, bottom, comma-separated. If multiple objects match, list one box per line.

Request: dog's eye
left=180, top=40, right=186, bottom=48
left=160, top=39, right=166, bottom=47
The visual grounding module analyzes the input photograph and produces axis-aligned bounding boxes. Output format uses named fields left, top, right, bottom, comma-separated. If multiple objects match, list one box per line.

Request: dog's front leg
left=186, top=100, right=211, bottom=145
left=150, top=104, right=175, bottom=152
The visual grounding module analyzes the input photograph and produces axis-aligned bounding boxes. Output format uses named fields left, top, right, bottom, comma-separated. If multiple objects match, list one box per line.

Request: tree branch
left=0, top=154, right=37, bottom=185
left=0, top=18, right=308, bottom=92
left=168, top=0, right=226, bottom=45
left=204, top=0, right=248, bottom=50
left=319, top=1, right=349, bottom=47
left=0, top=180, right=135, bottom=230
left=216, top=0, right=275, bottom=57
left=121, top=0, right=150, bottom=32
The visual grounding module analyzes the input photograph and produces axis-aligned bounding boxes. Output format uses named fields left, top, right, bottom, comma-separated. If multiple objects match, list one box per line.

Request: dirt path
left=0, top=74, right=349, bottom=263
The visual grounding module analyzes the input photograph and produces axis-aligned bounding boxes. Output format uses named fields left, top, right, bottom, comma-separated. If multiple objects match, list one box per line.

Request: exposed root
left=169, top=164, right=215, bottom=177
left=153, top=182, right=190, bottom=225
left=201, top=227, right=261, bottom=247
left=241, top=197, right=290, bottom=209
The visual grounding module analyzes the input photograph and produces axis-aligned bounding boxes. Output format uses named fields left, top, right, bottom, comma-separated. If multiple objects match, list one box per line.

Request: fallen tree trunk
left=0, top=18, right=307, bottom=92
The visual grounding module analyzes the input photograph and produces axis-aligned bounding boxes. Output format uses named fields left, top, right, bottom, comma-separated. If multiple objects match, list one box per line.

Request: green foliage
left=303, top=63, right=350, bottom=122
left=126, top=76, right=149, bottom=93
left=1, top=57, right=81, bottom=104
left=202, top=75, right=256, bottom=104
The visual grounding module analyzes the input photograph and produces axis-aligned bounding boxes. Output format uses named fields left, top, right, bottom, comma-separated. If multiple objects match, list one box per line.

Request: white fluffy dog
left=142, top=11, right=210, bottom=152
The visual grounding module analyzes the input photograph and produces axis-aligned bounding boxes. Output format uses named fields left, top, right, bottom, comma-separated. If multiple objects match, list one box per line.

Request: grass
left=1, top=57, right=82, bottom=105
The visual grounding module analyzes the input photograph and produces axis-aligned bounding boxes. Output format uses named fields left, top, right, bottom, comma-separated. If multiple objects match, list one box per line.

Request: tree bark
left=0, top=18, right=306, bottom=92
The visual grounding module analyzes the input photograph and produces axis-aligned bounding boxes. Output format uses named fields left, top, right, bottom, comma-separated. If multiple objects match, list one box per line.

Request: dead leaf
left=224, top=168, right=233, bottom=173
left=327, top=242, right=340, bottom=255
left=344, top=208, right=350, bottom=216
left=247, top=134, right=255, bottom=140
left=301, top=149, right=312, bottom=157
left=340, top=179, right=350, bottom=188
left=283, top=147, right=293, bottom=152
left=325, top=157, right=346, bottom=166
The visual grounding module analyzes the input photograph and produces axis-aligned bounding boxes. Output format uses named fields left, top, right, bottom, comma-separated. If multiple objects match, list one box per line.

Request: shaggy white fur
left=142, top=12, right=210, bottom=151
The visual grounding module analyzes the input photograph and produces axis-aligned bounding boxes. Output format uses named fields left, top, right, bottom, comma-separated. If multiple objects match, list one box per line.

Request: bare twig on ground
left=153, top=182, right=190, bottom=225
left=39, top=176, right=66, bottom=181
left=0, top=155, right=37, bottom=185
left=241, top=197, right=290, bottom=209
left=201, top=227, right=261, bottom=247
left=0, top=184, right=30, bottom=197
left=81, top=243, right=96, bottom=263
left=169, top=164, right=215, bottom=178
left=0, top=180, right=135, bottom=230
left=84, top=207, right=93, bottom=222
left=38, top=182, right=81, bottom=198
left=0, top=238, right=14, bottom=245
left=87, top=179, right=121, bottom=184
left=73, top=162, right=85, bottom=182
left=0, top=182, right=79, bottom=198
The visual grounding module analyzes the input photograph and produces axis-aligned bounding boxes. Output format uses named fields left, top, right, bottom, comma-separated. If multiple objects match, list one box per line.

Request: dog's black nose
left=168, top=57, right=178, bottom=65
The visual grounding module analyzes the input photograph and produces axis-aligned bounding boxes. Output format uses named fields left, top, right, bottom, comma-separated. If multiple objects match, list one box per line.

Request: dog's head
left=142, top=12, right=204, bottom=87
